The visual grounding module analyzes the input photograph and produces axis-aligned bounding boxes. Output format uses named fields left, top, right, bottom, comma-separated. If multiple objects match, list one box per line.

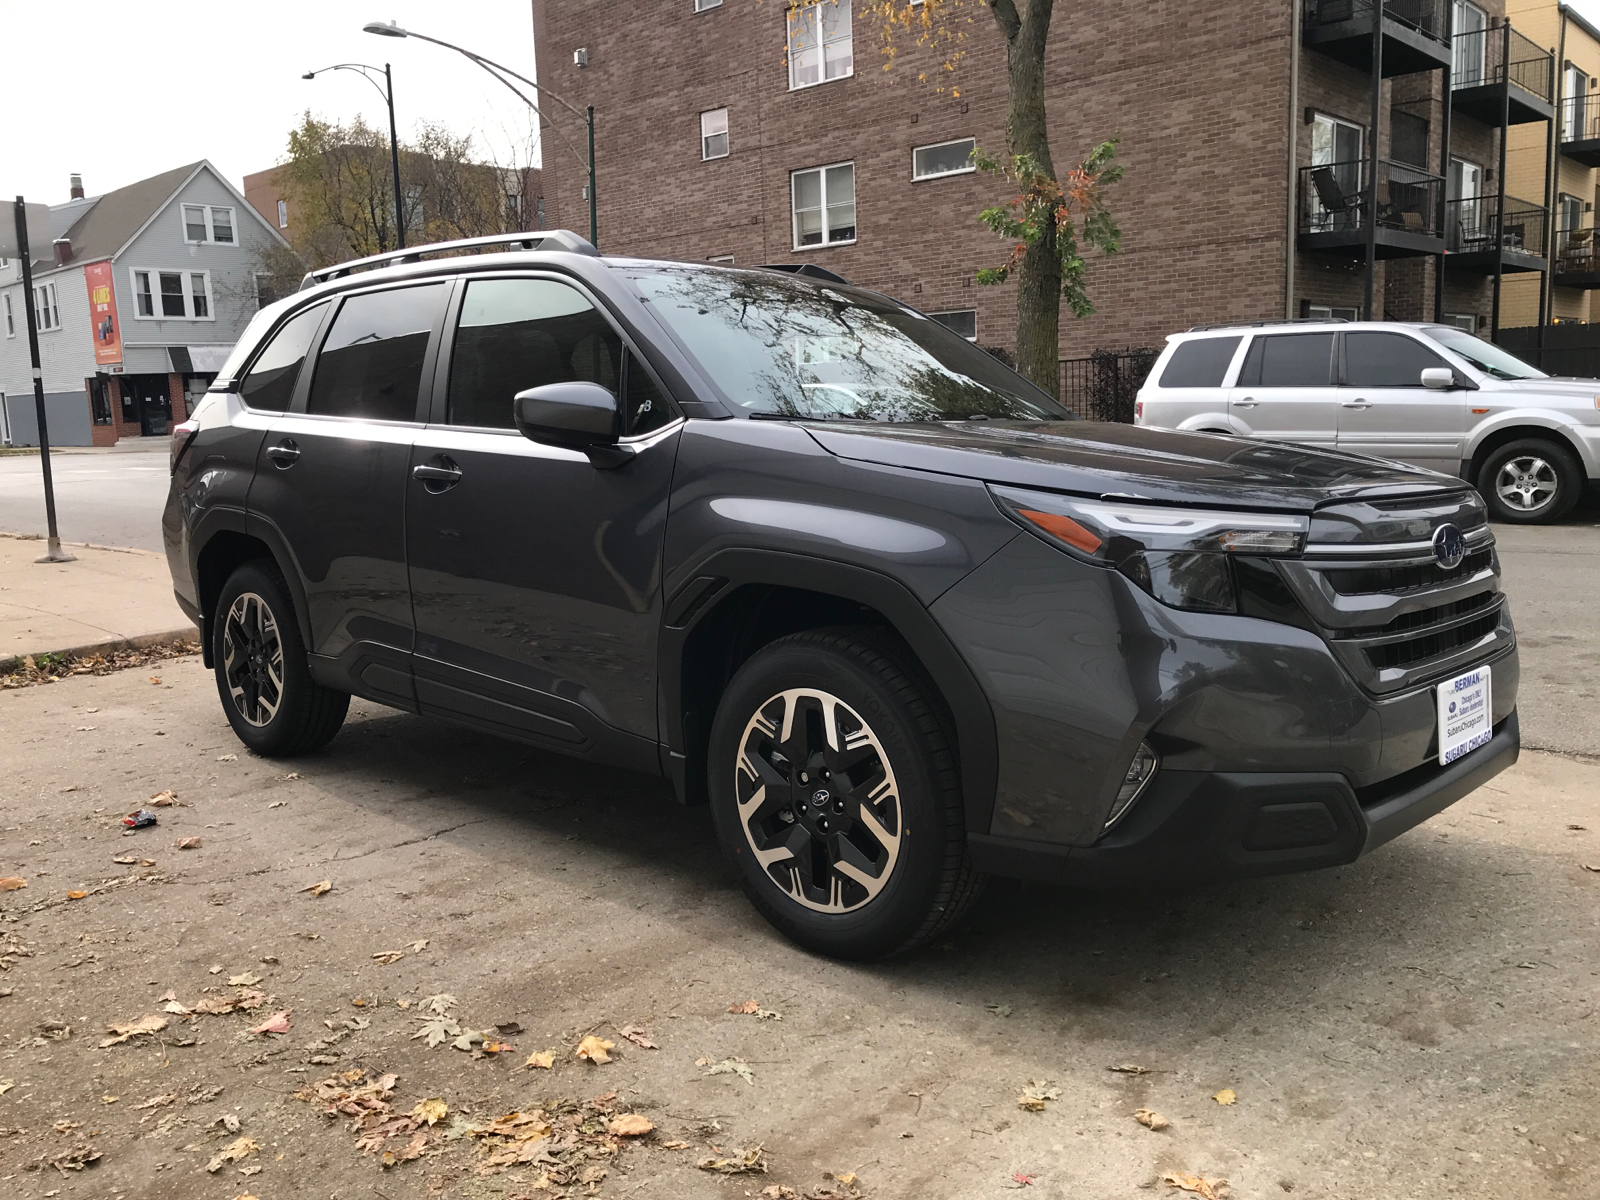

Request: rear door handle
left=266, top=439, right=299, bottom=467
left=412, top=455, right=462, bottom=492
left=1341, top=399, right=1373, bottom=409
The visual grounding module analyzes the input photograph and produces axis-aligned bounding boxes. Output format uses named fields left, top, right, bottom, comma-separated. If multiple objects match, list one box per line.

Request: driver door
left=1336, top=330, right=1465, bottom=470
left=404, top=274, right=682, bottom=766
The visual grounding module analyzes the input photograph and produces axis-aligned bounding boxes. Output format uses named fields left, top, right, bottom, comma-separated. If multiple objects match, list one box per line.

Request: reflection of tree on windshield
left=631, top=268, right=1068, bottom=423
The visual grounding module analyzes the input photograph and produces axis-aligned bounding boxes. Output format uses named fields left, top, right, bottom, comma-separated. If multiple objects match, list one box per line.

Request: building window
left=131, top=268, right=212, bottom=320
left=191, top=273, right=210, bottom=318
left=1443, top=312, right=1478, bottom=332
left=928, top=309, right=978, bottom=341
left=134, top=271, right=154, bottom=317
left=1453, top=3, right=1487, bottom=86
left=182, top=204, right=237, bottom=244
left=277, top=199, right=288, bottom=228
left=3, top=293, right=12, bottom=337
left=1564, top=65, right=1590, bottom=141
left=160, top=273, right=186, bottom=317
left=913, top=138, right=977, bottom=181
left=1391, top=111, right=1429, bottom=169
left=34, top=283, right=60, bottom=330
left=1302, top=302, right=1361, bottom=321
left=791, top=162, right=856, bottom=248
left=695, top=0, right=722, bottom=9
left=701, top=108, right=730, bottom=160
left=788, top=0, right=852, bottom=90
left=708, top=254, right=735, bottom=263
left=91, top=380, right=113, bottom=425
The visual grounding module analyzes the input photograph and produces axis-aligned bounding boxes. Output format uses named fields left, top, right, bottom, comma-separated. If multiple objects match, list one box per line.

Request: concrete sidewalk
left=0, top=533, right=195, bottom=669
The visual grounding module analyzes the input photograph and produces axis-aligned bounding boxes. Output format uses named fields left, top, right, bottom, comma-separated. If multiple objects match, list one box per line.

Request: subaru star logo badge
left=1432, top=523, right=1466, bottom=570
left=811, top=789, right=831, bottom=807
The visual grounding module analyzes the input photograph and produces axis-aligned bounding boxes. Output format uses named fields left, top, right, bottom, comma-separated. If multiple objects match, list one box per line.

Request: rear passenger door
left=1143, top=335, right=1241, bottom=430
left=1228, top=331, right=1340, bottom=449
left=404, top=274, right=683, bottom=768
left=246, top=281, right=449, bottom=707
left=1335, top=330, right=1465, bottom=471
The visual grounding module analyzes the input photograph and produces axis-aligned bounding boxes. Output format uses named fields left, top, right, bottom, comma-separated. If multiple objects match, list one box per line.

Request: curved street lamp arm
left=306, top=62, right=391, bottom=105
left=386, top=28, right=585, bottom=121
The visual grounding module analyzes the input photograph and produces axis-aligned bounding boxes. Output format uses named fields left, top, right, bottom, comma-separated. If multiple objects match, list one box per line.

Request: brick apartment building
left=532, top=0, right=1563, bottom=367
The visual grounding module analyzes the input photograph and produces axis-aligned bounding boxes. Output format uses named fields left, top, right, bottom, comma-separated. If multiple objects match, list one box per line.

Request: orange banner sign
left=84, top=260, right=121, bottom=366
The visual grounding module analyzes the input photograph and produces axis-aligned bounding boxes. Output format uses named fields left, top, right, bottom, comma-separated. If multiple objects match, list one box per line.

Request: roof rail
left=758, top=262, right=850, bottom=284
left=1186, top=317, right=1351, bottom=332
left=298, top=230, right=600, bottom=291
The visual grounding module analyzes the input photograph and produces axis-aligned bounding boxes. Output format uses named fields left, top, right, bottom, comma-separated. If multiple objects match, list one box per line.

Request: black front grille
left=1347, top=590, right=1498, bottom=638
left=1323, top=547, right=1493, bottom=595
left=1365, top=609, right=1502, bottom=672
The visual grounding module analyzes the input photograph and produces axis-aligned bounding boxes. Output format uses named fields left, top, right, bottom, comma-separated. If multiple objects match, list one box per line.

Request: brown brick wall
left=533, top=1, right=1505, bottom=357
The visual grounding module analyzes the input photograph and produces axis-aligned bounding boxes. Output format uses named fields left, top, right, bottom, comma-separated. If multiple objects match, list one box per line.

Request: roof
left=53, top=162, right=202, bottom=264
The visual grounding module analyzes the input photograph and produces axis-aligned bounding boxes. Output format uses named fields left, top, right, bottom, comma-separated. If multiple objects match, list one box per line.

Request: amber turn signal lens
left=1019, top=509, right=1103, bottom=554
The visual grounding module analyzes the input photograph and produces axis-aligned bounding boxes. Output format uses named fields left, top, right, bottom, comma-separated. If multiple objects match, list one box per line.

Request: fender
left=1174, top=413, right=1248, bottom=436
left=189, top=505, right=315, bottom=666
left=658, top=546, right=1001, bottom=840
left=1463, top=410, right=1598, bottom=478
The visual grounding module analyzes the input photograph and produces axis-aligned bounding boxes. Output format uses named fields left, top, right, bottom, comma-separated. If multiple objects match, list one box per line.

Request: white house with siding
left=0, top=162, right=289, bottom=446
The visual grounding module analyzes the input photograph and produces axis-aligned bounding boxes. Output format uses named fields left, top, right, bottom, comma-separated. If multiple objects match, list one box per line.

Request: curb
left=0, top=626, right=200, bottom=675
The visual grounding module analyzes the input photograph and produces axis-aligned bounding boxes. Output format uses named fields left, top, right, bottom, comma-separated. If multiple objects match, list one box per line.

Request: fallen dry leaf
left=728, top=1000, right=760, bottom=1014
left=662, top=1139, right=690, bottom=1149
left=495, top=1020, right=524, bottom=1036
left=100, top=1014, right=167, bottom=1047
left=372, top=950, right=405, bottom=965
left=111, top=855, right=137, bottom=865
left=134, top=1093, right=177, bottom=1110
left=1012, top=1172, right=1036, bottom=1187
left=1212, top=1088, right=1236, bottom=1106
left=1160, top=1171, right=1228, bottom=1200
left=216, top=752, right=236, bottom=761
left=618, top=1024, right=658, bottom=1049
left=409, top=939, right=428, bottom=952
left=697, top=1145, right=767, bottom=1174
left=102, top=1094, right=118, bottom=1103
left=67, top=890, right=87, bottom=900
left=228, top=972, right=262, bottom=987
left=206, top=1136, right=260, bottom=1174
left=608, top=1113, right=654, bottom=1137
left=1018, top=1081, right=1062, bottom=1112
left=523, top=1050, right=555, bottom=1070
left=150, top=790, right=178, bottom=806
left=176, top=837, right=202, bottom=850
left=1109, top=1063, right=1151, bottom=1075
left=1135, top=1108, right=1170, bottom=1131
left=704, top=1057, right=755, bottom=1084
left=0, top=1079, right=13, bottom=1095
left=411, top=1098, right=448, bottom=1126
left=249, top=1010, right=291, bottom=1036
left=576, top=1035, right=615, bottom=1064
left=1583, top=863, right=1600, bottom=874
left=0, top=878, right=27, bottom=891
left=413, top=1017, right=461, bottom=1048
left=302, top=879, right=331, bottom=897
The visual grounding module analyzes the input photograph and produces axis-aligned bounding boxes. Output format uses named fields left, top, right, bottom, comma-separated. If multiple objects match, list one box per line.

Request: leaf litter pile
left=0, top=640, right=201, bottom=689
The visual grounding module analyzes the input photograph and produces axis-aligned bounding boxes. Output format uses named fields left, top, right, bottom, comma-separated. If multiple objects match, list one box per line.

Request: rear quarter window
left=1158, top=336, right=1241, bottom=388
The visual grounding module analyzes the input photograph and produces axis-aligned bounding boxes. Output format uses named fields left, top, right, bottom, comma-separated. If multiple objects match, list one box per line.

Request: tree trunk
left=991, top=0, right=1059, bottom=396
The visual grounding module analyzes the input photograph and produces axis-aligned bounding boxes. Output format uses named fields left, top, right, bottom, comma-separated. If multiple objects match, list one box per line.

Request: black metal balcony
left=1553, top=218, right=1600, bottom=289
left=1299, top=159, right=1445, bottom=258
left=1450, top=26, right=1555, bottom=126
left=1443, top=195, right=1548, bottom=274
left=1303, top=0, right=1451, bottom=77
left=1559, top=95, right=1600, bottom=166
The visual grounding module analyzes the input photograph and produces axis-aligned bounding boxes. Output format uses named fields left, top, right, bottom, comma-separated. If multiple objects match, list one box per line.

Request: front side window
left=239, top=302, right=329, bottom=412
left=160, top=272, right=186, bottom=317
left=792, top=163, right=855, bottom=248
left=308, top=283, right=448, bottom=421
left=788, top=0, right=852, bottom=89
left=701, top=108, right=730, bottom=160
left=1238, top=332, right=1335, bottom=387
left=1343, top=332, right=1449, bottom=387
left=628, top=267, right=1067, bottom=423
left=913, top=138, right=976, bottom=180
left=447, top=278, right=621, bottom=430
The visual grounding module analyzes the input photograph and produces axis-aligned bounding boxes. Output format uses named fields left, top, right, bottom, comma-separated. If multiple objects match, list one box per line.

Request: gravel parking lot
left=1, top=657, right=1596, bottom=1199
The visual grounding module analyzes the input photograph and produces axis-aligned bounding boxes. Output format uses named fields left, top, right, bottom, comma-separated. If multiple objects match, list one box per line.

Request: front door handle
left=412, top=455, right=462, bottom=493
left=1341, top=399, right=1373, bottom=409
left=1233, top=397, right=1258, bottom=408
left=266, top=438, right=299, bottom=467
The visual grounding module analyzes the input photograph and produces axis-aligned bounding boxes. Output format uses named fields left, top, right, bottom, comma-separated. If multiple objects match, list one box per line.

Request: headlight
left=991, top=486, right=1309, bottom=614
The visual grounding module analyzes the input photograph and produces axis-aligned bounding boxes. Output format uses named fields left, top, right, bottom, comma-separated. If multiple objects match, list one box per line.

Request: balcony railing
left=1559, top=94, right=1600, bottom=143
left=1554, top=216, right=1600, bottom=279
left=1304, top=0, right=1447, bottom=41
left=1451, top=26, right=1554, bottom=102
left=1445, top=195, right=1548, bottom=258
left=1300, top=159, right=1444, bottom=239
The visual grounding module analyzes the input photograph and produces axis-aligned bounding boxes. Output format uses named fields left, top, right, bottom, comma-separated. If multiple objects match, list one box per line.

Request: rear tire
left=707, top=630, right=985, bottom=960
left=1477, top=438, right=1583, bottom=524
left=212, top=560, right=348, bottom=757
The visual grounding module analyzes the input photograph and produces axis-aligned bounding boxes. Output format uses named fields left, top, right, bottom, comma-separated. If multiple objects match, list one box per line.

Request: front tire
left=213, top=560, right=348, bottom=757
left=1477, top=438, right=1583, bottom=524
left=707, top=630, right=984, bottom=959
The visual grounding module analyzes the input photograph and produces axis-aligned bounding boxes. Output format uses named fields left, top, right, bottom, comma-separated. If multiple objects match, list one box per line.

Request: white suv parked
left=1134, top=320, right=1600, bottom=523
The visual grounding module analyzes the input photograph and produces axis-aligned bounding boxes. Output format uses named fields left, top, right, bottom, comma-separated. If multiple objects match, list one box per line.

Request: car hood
left=1481, top=376, right=1600, bottom=404
left=805, top=421, right=1468, bottom=512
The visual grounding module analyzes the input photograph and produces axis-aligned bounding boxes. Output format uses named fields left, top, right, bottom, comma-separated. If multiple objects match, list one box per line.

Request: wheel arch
left=660, top=549, right=999, bottom=839
left=1465, top=421, right=1591, bottom=485
left=192, top=512, right=312, bottom=669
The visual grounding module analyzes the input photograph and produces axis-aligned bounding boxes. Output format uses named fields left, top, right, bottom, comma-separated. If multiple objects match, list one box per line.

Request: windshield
left=1428, top=327, right=1546, bottom=380
left=628, top=267, right=1070, bottom=422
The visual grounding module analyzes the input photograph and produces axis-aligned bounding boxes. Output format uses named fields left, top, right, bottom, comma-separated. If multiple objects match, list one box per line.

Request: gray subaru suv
left=163, top=232, right=1520, bottom=959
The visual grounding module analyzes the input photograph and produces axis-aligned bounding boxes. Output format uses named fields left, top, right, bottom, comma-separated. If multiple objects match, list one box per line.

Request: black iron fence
left=1452, top=25, right=1554, bottom=99
left=1059, top=348, right=1160, bottom=423
left=1300, top=159, right=1445, bottom=238
left=1496, top=324, right=1600, bottom=377
left=1444, top=194, right=1548, bottom=257
left=1304, top=0, right=1447, bottom=40
left=1560, top=93, right=1600, bottom=144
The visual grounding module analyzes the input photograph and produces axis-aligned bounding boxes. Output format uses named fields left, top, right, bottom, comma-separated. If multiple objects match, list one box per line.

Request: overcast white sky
left=1, top=1, right=541, bottom=206
left=7, top=1, right=1600, bottom=208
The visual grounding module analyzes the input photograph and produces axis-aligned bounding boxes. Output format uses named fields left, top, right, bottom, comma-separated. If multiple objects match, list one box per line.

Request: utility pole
left=12, top=198, right=73, bottom=564
left=386, top=64, right=406, bottom=249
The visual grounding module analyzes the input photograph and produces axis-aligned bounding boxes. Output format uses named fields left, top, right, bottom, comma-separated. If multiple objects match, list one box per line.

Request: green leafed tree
left=846, top=0, right=1124, bottom=395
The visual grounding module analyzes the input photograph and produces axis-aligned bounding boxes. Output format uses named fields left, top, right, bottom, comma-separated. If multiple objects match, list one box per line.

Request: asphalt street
left=0, top=443, right=170, bottom=553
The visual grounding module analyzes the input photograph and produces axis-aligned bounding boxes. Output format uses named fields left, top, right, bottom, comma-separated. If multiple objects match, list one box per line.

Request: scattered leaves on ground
left=418, top=993, right=456, bottom=1015
left=728, top=1000, right=783, bottom=1020
left=1160, top=1171, right=1229, bottom=1199
left=99, top=1014, right=166, bottom=1047
left=176, top=837, right=202, bottom=850
left=413, top=1017, right=461, bottom=1048
left=228, top=971, right=262, bottom=987
left=0, top=639, right=200, bottom=689
left=1018, top=1081, right=1062, bottom=1112
left=0, top=878, right=27, bottom=891
left=986, top=1003, right=1014, bottom=1018
left=618, top=1024, right=658, bottom=1048
left=1212, top=1088, right=1236, bottom=1106
left=701, top=1057, right=755, bottom=1085
left=149, top=790, right=179, bottom=806
left=576, top=1035, right=615, bottom=1063
left=302, top=879, right=331, bottom=897
left=43, top=1143, right=102, bottom=1174
left=607, top=1113, right=654, bottom=1137
left=698, top=1145, right=767, bottom=1174
left=411, top=1098, right=448, bottom=1126
left=1011, top=1172, right=1036, bottom=1187
left=205, top=1137, right=260, bottom=1173
left=66, top=891, right=87, bottom=900
left=1134, top=1108, right=1169, bottom=1131
left=249, top=1010, right=290, bottom=1036
left=523, top=1050, right=555, bottom=1070
left=372, top=950, right=406, bottom=965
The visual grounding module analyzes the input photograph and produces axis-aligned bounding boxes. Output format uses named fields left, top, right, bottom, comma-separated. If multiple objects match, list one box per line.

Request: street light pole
left=303, top=62, right=407, bottom=250
left=363, top=20, right=597, bottom=248
left=11, top=198, right=73, bottom=564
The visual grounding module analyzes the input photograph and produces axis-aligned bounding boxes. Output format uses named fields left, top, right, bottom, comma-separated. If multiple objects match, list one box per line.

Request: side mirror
left=513, top=382, right=633, bottom=468
left=1420, top=367, right=1456, bottom=390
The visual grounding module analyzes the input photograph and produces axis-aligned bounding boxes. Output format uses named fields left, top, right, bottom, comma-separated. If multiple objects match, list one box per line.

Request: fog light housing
left=1104, top=742, right=1159, bottom=831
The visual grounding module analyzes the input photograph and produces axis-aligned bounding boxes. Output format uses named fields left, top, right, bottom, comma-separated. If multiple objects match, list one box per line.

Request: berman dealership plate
left=1438, top=664, right=1493, bottom=766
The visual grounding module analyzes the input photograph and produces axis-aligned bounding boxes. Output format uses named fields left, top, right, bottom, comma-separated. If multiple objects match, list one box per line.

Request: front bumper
left=968, top=711, right=1519, bottom=887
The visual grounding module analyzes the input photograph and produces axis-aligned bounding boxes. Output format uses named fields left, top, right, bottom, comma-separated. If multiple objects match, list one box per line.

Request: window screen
left=239, top=302, right=328, bottom=412
left=1238, top=332, right=1335, bottom=387
left=308, top=284, right=446, bottom=421
left=447, top=278, right=621, bottom=429
left=1343, top=331, right=1449, bottom=387
left=1158, top=336, right=1241, bottom=388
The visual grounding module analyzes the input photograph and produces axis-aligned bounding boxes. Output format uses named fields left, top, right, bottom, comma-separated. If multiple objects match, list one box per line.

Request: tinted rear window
left=1238, top=332, right=1335, bottom=387
left=1344, top=331, right=1449, bottom=387
left=308, top=284, right=448, bottom=422
left=1158, top=336, right=1240, bottom=388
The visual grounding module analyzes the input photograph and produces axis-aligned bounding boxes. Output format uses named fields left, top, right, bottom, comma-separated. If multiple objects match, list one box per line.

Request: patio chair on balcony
left=1310, top=167, right=1363, bottom=230
left=1560, top=227, right=1593, bottom=273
